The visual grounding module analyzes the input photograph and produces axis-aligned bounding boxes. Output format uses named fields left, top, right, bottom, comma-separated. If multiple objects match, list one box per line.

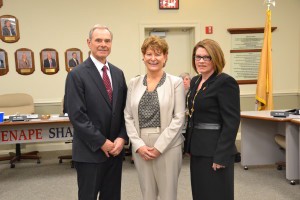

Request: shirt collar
left=90, top=54, right=109, bottom=71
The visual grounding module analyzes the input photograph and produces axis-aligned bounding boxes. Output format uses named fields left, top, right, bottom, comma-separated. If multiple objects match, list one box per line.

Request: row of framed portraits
left=0, top=48, right=83, bottom=76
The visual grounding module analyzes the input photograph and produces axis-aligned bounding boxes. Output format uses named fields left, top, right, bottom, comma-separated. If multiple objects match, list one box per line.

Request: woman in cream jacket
left=124, top=35, right=185, bottom=200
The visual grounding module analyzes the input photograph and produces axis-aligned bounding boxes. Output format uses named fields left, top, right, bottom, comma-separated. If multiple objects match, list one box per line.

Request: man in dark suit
left=43, top=52, right=57, bottom=67
left=0, top=59, right=4, bottom=68
left=65, top=24, right=128, bottom=200
left=68, top=52, right=79, bottom=67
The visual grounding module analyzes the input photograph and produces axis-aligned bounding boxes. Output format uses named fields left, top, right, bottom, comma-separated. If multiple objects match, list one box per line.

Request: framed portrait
left=65, top=48, right=83, bottom=72
left=15, top=48, right=35, bottom=75
left=0, top=15, right=20, bottom=43
left=159, top=0, right=179, bottom=10
left=0, top=48, right=9, bottom=76
left=40, top=48, right=59, bottom=75
left=0, top=0, right=3, bottom=8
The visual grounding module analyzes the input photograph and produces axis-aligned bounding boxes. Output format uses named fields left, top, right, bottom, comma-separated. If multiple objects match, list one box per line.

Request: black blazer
left=65, top=57, right=128, bottom=163
left=187, top=72, right=240, bottom=166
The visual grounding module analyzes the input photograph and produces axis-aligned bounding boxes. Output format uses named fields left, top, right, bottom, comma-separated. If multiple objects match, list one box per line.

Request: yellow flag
left=256, top=10, right=273, bottom=110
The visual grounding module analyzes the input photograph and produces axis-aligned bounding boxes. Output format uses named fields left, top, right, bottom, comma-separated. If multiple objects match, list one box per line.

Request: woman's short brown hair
left=192, top=39, right=225, bottom=74
left=141, top=35, right=168, bottom=55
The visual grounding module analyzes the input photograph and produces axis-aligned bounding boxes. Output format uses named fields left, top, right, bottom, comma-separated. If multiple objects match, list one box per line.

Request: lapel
left=109, top=63, right=118, bottom=111
left=86, top=58, right=112, bottom=109
left=134, top=75, right=147, bottom=105
left=193, top=72, right=218, bottom=92
left=132, top=76, right=147, bottom=129
left=204, top=72, right=219, bottom=90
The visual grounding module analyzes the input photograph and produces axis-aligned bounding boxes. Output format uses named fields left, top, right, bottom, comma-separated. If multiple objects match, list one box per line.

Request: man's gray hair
left=89, top=24, right=113, bottom=40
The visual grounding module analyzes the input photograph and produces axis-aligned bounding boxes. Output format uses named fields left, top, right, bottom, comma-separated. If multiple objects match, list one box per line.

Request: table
left=241, top=111, right=300, bottom=185
left=0, top=116, right=73, bottom=167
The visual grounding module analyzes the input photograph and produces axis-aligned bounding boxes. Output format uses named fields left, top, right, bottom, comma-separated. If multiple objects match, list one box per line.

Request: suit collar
left=110, top=64, right=119, bottom=110
left=192, top=72, right=219, bottom=92
left=205, top=71, right=218, bottom=85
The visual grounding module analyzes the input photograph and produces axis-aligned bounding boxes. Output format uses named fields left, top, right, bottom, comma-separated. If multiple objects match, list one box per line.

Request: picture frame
left=0, top=0, right=3, bottom=8
left=15, top=48, right=35, bottom=75
left=159, top=0, right=179, bottom=10
left=40, top=48, right=59, bottom=75
left=65, top=48, right=83, bottom=72
left=0, top=15, right=20, bottom=43
left=0, top=48, right=9, bottom=76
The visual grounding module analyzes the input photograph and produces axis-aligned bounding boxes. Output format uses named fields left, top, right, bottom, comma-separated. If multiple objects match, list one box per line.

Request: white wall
left=0, top=0, right=299, bottom=103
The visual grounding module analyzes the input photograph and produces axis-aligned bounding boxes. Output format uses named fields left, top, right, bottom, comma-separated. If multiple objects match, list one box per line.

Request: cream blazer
left=124, top=73, right=186, bottom=154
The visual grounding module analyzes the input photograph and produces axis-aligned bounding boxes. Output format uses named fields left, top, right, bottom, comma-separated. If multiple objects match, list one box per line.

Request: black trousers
left=190, top=155, right=235, bottom=200
left=74, top=156, right=123, bottom=200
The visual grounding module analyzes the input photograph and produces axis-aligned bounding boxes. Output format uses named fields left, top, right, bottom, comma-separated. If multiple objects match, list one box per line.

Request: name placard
left=9, top=116, right=27, bottom=121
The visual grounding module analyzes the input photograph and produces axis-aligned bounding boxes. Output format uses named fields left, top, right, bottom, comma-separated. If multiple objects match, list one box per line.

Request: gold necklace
left=186, top=76, right=201, bottom=118
left=186, top=90, right=199, bottom=118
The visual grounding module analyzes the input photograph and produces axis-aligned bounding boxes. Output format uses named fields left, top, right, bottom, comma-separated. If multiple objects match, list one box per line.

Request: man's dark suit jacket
left=43, top=58, right=57, bottom=67
left=65, top=57, right=128, bottom=163
left=0, top=59, right=4, bottom=68
left=68, top=58, right=79, bottom=67
left=2, top=26, right=16, bottom=36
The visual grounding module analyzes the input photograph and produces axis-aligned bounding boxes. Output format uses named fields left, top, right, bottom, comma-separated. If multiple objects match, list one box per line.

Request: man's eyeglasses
left=194, top=55, right=212, bottom=61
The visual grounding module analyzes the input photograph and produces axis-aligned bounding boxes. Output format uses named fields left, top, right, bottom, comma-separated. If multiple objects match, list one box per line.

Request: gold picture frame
left=40, top=48, right=59, bottom=75
left=0, top=48, right=9, bottom=76
left=65, top=48, right=83, bottom=72
left=0, top=15, right=20, bottom=43
left=15, top=48, right=35, bottom=75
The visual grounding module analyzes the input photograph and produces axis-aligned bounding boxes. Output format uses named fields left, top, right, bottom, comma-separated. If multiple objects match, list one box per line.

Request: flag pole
left=255, top=0, right=275, bottom=111
left=264, top=0, right=275, bottom=11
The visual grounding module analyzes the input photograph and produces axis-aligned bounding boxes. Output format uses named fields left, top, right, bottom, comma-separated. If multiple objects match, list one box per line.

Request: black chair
left=274, top=134, right=286, bottom=170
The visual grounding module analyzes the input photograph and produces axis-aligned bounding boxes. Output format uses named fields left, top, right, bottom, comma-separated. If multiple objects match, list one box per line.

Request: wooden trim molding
left=230, top=49, right=261, bottom=53
left=227, top=27, right=277, bottom=34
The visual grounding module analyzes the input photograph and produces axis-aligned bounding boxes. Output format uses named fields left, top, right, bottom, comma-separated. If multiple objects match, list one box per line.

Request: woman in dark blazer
left=186, top=39, right=240, bottom=200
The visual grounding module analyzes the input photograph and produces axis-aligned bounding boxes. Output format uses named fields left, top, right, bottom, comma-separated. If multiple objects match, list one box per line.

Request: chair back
left=0, top=93, right=35, bottom=115
left=274, top=134, right=286, bottom=149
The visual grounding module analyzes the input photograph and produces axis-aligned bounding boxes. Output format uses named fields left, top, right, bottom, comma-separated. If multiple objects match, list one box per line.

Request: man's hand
left=109, top=137, right=125, bottom=157
left=137, top=146, right=156, bottom=161
left=101, top=139, right=114, bottom=157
